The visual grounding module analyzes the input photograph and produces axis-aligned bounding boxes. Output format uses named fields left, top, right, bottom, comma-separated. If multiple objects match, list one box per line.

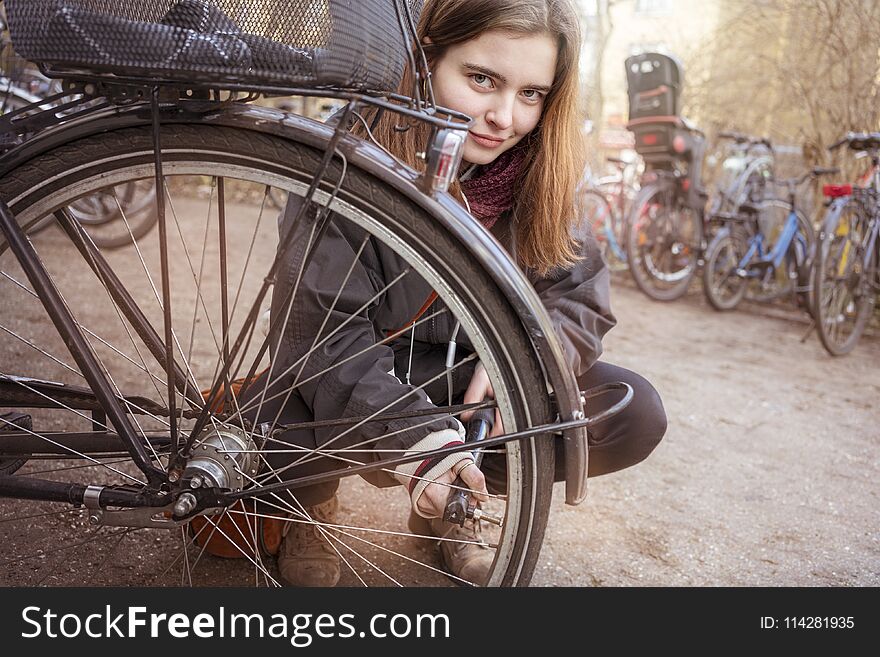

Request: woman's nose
left=485, top=95, right=515, bottom=131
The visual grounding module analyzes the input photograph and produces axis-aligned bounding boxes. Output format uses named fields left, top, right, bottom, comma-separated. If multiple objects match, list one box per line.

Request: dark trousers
left=575, top=360, right=667, bottom=479
left=248, top=360, right=666, bottom=507
left=479, top=360, right=667, bottom=492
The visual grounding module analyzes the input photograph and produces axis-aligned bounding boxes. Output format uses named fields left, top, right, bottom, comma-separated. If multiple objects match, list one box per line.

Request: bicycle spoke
left=237, top=306, right=443, bottom=419
left=0, top=506, right=84, bottom=526
left=245, top=502, right=489, bottom=587
left=13, top=457, right=137, bottom=477
left=1, top=272, right=169, bottom=398
left=0, top=409, right=144, bottom=484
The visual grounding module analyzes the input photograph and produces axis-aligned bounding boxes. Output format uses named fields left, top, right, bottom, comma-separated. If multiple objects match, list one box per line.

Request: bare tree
left=688, top=0, right=880, bottom=165
left=580, top=0, right=622, bottom=171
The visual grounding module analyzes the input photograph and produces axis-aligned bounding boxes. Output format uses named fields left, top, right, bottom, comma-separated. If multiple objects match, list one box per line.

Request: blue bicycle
left=702, top=167, right=838, bottom=311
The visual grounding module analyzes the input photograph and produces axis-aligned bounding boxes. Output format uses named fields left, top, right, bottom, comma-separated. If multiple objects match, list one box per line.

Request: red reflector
left=681, top=178, right=690, bottom=191
left=642, top=133, right=658, bottom=146
left=822, top=184, right=852, bottom=198
left=672, top=135, right=687, bottom=153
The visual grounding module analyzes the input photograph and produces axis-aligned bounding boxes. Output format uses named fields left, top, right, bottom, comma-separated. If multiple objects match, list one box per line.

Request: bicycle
left=705, top=132, right=774, bottom=220
left=622, top=52, right=714, bottom=301
left=811, top=132, right=880, bottom=356
left=578, top=156, right=637, bottom=272
left=0, top=4, right=158, bottom=248
left=702, top=167, right=838, bottom=311
left=0, top=0, right=629, bottom=587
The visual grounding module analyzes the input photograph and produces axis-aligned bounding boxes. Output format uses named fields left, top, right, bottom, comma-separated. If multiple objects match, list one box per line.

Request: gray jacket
left=268, top=190, right=616, bottom=486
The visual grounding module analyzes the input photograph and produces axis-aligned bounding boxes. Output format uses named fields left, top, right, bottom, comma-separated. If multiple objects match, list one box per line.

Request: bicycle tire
left=1, top=85, right=158, bottom=248
left=701, top=225, right=748, bottom=311
left=66, top=180, right=159, bottom=249
left=812, top=198, right=876, bottom=356
left=0, top=121, right=556, bottom=586
left=625, top=179, right=702, bottom=301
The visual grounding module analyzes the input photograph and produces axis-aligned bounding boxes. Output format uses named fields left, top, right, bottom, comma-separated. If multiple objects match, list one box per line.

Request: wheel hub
left=183, top=425, right=258, bottom=491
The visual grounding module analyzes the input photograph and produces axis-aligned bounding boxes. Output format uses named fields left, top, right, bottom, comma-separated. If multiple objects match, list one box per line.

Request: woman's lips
left=469, top=132, right=506, bottom=148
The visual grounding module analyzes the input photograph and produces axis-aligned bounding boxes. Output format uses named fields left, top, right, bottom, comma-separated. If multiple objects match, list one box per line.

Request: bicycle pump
left=443, top=408, right=503, bottom=527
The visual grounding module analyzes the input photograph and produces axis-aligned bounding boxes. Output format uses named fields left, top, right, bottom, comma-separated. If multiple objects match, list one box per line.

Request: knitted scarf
left=459, top=141, right=529, bottom=230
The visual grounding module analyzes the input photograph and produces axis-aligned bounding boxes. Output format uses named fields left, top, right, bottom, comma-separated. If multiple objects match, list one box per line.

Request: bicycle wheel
left=0, top=82, right=38, bottom=114
left=66, top=180, right=158, bottom=249
left=626, top=179, right=702, bottom=301
left=596, top=178, right=635, bottom=247
left=812, top=198, right=876, bottom=356
left=0, top=121, right=556, bottom=586
left=701, top=225, right=749, bottom=310
left=579, top=188, right=626, bottom=272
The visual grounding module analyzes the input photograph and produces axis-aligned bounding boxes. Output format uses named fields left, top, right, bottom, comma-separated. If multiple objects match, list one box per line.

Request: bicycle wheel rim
left=0, top=123, right=555, bottom=586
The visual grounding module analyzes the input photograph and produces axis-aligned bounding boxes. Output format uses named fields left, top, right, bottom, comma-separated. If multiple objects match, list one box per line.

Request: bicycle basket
left=4, top=0, right=423, bottom=92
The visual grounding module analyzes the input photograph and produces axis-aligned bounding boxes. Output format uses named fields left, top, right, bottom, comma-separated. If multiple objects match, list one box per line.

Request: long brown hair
left=360, top=0, right=585, bottom=275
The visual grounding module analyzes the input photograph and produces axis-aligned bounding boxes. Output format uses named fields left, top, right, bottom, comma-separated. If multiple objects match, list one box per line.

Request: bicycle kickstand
left=800, top=318, right=816, bottom=343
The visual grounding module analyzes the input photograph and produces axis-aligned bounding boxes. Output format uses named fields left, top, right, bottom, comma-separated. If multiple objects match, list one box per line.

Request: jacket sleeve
left=268, top=196, right=460, bottom=487
left=528, top=230, right=617, bottom=377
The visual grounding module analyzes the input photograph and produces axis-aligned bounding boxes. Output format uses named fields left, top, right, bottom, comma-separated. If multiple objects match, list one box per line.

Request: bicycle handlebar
left=829, top=132, right=880, bottom=151
left=829, top=135, right=850, bottom=151
left=774, top=167, right=841, bottom=191
left=717, top=131, right=773, bottom=150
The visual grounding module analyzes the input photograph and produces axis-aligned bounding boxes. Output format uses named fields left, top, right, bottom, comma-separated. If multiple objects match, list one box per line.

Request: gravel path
left=534, top=280, right=879, bottom=586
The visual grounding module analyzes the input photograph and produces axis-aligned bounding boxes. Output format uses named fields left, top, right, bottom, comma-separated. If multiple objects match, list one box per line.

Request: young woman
left=249, top=0, right=667, bottom=587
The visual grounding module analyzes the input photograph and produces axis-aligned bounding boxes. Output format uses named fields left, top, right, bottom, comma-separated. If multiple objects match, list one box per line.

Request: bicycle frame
left=590, top=191, right=627, bottom=263
left=818, top=157, right=880, bottom=291
left=736, top=209, right=804, bottom=276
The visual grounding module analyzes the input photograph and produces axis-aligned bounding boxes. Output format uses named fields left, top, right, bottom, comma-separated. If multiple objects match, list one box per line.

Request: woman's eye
left=522, top=89, right=543, bottom=102
left=471, top=74, right=492, bottom=88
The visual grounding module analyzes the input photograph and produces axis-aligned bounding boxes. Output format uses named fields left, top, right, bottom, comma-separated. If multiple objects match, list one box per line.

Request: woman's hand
left=461, top=362, right=504, bottom=437
left=415, top=459, right=488, bottom=518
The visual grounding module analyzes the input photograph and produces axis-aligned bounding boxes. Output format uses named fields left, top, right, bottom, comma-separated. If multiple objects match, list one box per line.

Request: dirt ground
left=534, top=277, right=879, bottom=586
left=1, top=212, right=878, bottom=588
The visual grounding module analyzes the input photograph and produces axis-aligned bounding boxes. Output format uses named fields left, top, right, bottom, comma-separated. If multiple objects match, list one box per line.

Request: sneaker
left=408, top=511, right=494, bottom=586
left=277, top=495, right=341, bottom=587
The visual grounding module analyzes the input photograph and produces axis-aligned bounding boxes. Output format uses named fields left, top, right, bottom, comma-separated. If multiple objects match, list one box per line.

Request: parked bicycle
left=811, top=132, right=880, bottom=356
left=705, top=132, right=774, bottom=220
left=578, top=156, right=637, bottom=272
left=0, top=0, right=628, bottom=587
left=623, top=52, right=712, bottom=301
left=702, top=167, right=838, bottom=311
left=0, top=2, right=158, bottom=248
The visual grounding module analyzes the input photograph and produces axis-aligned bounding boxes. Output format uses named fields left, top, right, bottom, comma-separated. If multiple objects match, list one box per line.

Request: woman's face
left=429, top=30, right=558, bottom=165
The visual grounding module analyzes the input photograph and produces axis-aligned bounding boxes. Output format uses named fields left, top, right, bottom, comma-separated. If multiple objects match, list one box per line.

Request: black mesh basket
left=4, top=0, right=423, bottom=92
